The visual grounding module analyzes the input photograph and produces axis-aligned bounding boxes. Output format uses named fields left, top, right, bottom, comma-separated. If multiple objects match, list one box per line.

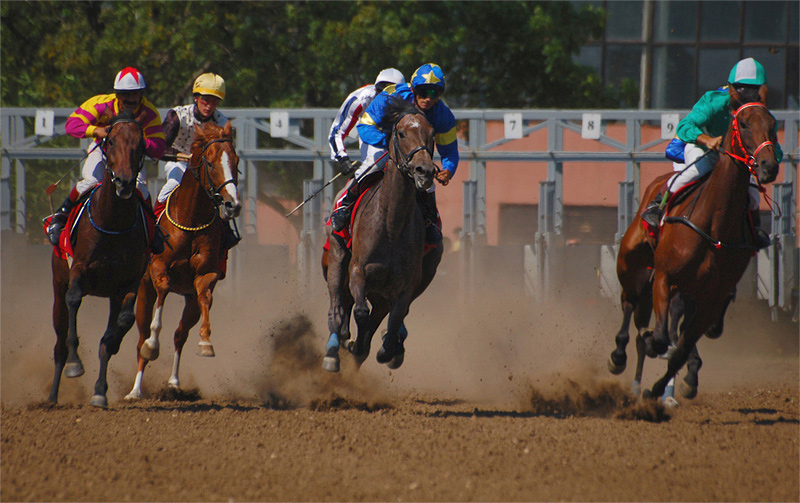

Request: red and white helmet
left=113, top=67, right=146, bottom=91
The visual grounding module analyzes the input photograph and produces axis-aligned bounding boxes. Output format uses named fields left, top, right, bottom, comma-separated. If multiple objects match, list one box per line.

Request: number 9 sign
left=661, top=114, right=679, bottom=140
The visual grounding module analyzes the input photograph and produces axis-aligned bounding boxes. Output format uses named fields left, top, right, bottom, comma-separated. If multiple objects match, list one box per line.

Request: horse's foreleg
left=324, top=245, right=352, bottom=372
left=91, top=291, right=134, bottom=408
left=126, top=274, right=157, bottom=400
left=171, top=295, right=201, bottom=388
left=194, top=273, right=219, bottom=357
left=609, top=298, right=635, bottom=375
left=351, top=296, right=390, bottom=367
left=645, top=271, right=671, bottom=358
left=679, top=345, right=703, bottom=399
left=49, top=260, right=70, bottom=404
left=140, top=267, right=170, bottom=362
left=350, top=264, right=370, bottom=351
left=64, top=279, right=85, bottom=379
left=649, top=306, right=710, bottom=399
left=706, top=289, right=734, bottom=339
left=376, top=297, right=411, bottom=369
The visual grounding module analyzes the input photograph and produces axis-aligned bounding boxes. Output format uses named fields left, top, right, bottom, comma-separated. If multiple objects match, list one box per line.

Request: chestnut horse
left=322, top=97, right=443, bottom=372
left=125, top=121, right=241, bottom=400
left=614, top=98, right=779, bottom=400
left=48, top=110, right=150, bottom=407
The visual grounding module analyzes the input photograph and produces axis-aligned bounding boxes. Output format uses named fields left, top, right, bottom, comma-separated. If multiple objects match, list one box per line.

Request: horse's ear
left=758, top=85, right=768, bottom=104
left=223, top=120, right=232, bottom=137
left=728, top=86, right=746, bottom=111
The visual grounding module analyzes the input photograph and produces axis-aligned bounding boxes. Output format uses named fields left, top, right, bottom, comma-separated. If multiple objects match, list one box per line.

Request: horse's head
left=728, top=102, right=780, bottom=185
left=103, top=110, right=146, bottom=199
left=190, top=120, right=241, bottom=220
left=386, top=97, right=436, bottom=192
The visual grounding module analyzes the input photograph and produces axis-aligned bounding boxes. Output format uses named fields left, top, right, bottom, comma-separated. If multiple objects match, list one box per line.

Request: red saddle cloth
left=641, top=178, right=703, bottom=239
left=43, top=187, right=156, bottom=260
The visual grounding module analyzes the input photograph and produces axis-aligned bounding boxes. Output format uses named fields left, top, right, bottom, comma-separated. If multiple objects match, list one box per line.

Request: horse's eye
left=398, top=132, right=406, bottom=139
left=739, top=120, right=748, bottom=129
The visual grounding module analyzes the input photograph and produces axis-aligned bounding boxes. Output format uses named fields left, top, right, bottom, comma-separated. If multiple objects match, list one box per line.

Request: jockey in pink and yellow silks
left=46, top=67, right=165, bottom=249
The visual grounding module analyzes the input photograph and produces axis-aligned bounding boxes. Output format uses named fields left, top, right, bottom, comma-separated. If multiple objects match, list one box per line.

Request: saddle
left=43, top=186, right=156, bottom=261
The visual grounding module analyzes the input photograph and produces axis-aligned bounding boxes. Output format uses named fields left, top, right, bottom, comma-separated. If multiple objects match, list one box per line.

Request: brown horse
left=322, top=97, right=443, bottom=372
left=125, top=121, right=241, bottom=400
left=48, top=110, right=150, bottom=407
left=617, top=98, right=779, bottom=400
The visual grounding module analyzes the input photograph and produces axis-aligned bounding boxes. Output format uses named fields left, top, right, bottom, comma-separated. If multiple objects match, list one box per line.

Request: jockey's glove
left=337, top=157, right=360, bottom=176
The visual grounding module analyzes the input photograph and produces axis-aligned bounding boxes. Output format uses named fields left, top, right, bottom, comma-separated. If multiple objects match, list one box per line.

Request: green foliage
left=2, top=1, right=630, bottom=109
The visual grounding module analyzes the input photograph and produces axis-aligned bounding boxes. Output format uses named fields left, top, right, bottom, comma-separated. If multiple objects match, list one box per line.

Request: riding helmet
left=375, top=68, right=405, bottom=88
left=193, top=73, right=226, bottom=100
left=728, top=58, right=766, bottom=86
left=113, top=67, right=146, bottom=91
left=410, top=63, right=446, bottom=93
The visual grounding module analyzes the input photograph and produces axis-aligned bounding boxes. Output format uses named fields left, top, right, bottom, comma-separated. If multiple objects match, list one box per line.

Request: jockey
left=47, top=67, right=166, bottom=250
left=155, top=72, right=239, bottom=251
left=328, top=68, right=405, bottom=176
left=641, top=58, right=782, bottom=249
left=331, top=63, right=458, bottom=244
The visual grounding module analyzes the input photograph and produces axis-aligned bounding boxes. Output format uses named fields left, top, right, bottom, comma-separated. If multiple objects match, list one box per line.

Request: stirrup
left=754, top=229, right=772, bottom=250
left=330, top=205, right=352, bottom=232
left=47, top=214, right=68, bottom=246
left=641, top=206, right=662, bottom=232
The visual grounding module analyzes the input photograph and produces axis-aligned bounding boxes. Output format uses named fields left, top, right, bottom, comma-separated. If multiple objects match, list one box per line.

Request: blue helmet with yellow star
left=410, top=63, right=446, bottom=94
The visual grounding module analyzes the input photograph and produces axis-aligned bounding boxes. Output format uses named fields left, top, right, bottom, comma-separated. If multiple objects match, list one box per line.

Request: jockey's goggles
left=416, top=88, right=441, bottom=99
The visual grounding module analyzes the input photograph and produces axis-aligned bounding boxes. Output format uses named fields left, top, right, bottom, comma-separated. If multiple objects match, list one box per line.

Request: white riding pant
left=157, top=160, right=188, bottom=203
left=76, top=144, right=150, bottom=200
left=353, top=143, right=436, bottom=194
left=669, top=142, right=759, bottom=210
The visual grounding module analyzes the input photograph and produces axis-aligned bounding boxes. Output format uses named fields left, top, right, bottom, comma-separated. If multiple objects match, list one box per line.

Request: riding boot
left=46, top=196, right=77, bottom=246
left=750, top=210, right=772, bottom=250
left=330, top=179, right=358, bottom=232
left=418, top=191, right=442, bottom=244
left=221, top=220, right=241, bottom=250
left=641, top=191, right=670, bottom=231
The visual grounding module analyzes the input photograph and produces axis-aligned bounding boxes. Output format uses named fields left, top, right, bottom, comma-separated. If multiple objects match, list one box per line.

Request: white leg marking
left=168, top=350, right=181, bottom=388
left=125, top=370, right=144, bottom=400
left=147, top=304, right=163, bottom=350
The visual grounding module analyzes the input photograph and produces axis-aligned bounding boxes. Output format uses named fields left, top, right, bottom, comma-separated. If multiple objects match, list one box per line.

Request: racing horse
left=322, top=97, right=443, bottom=372
left=627, top=97, right=779, bottom=400
left=48, top=110, right=151, bottom=407
left=125, top=121, right=241, bottom=400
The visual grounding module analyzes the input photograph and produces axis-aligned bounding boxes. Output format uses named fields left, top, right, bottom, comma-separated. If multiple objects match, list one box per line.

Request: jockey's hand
left=698, top=134, right=723, bottom=152
left=336, top=156, right=359, bottom=176
left=435, top=169, right=452, bottom=186
left=92, top=126, right=109, bottom=140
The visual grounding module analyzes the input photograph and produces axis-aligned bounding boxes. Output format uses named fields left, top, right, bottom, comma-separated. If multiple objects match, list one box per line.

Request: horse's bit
left=390, top=111, right=435, bottom=178
left=101, top=118, right=145, bottom=184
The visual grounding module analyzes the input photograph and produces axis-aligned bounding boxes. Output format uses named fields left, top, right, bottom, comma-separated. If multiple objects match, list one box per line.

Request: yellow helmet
left=193, top=73, right=225, bottom=100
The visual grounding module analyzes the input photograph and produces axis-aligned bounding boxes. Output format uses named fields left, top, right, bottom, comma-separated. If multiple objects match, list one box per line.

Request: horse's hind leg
left=48, top=258, right=71, bottom=404
left=351, top=296, right=390, bottom=367
left=376, top=297, right=412, bottom=368
left=323, top=239, right=351, bottom=372
left=706, top=289, right=734, bottom=339
left=645, top=271, right=671, bottom=358
left=678, top=346, right=702, bottom=399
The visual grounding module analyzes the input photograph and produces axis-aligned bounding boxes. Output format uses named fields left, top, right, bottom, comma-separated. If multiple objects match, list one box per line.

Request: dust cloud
left=2, top=234, right=796, bottom=410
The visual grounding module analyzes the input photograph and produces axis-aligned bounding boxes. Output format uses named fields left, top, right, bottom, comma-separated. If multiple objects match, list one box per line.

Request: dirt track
left=2, top=238, right=798, bottom=501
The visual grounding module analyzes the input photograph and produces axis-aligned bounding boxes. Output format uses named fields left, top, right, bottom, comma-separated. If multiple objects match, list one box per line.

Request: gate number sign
left=35, top=109, right=55, bottom=137
left=581, top=113, right=601, bottom=140
left=661, top=114, right=680, bottom=140
left=504, top=113, right=523, bottom=139
left=270, top=111, right=289, bottom=138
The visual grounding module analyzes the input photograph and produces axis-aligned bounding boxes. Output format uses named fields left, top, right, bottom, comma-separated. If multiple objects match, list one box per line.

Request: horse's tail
left=365, top=263, right=389, bottom=288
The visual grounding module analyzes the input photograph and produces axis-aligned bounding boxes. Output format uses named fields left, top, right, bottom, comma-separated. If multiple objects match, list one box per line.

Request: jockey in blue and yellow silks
left=329, top=63, right=458, bottom=244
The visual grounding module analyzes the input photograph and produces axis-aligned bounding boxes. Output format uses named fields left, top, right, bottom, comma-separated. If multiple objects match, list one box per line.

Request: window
left=700, top=1, right=740, bottom=41
left=744, top=1, right=787, bottom=43
left=698, top=48, right=740, bottom=92
left=651, top=46, right=696, bottom=108
left=605, top=1, right=643, bottom=40
left=653, top=0, right=697, bottom=43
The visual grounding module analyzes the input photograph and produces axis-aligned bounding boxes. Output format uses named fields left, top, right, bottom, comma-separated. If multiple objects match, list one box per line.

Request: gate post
left=298, top=178, right=323, bottom=294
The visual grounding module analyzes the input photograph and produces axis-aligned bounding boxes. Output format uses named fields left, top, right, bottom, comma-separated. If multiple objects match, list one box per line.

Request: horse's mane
left=111, top=109, right=137, bottom=125
left=381, top=95, right=420, bottom=129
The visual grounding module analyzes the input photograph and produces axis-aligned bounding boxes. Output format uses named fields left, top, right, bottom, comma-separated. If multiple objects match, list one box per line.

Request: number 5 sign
left=661, top=114, right=680, bottom=140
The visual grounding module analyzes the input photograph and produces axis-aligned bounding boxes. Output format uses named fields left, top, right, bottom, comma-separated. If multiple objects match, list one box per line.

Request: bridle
left=390, top=110, right=434, bottom=178
left=722, top=102, right=775, bottom=179
left=188, top=137, right=238, bottom=208
left=101, top=118, right=145, bottom=185
left=164, top=136, right=238, bottom=232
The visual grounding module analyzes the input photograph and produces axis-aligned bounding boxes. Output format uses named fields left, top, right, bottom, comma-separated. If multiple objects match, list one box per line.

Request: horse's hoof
left=376, top=346, right=392, bottom=364
left=197, top=342, right=215, bottom=357
left=89, top=395, right=108, bottom=408
left=322, top=355, right=340, bottom=372
left=662, top=396, right=679, bottom=408
left=124, top=390, right=142, bottom=401
left=64, top=362, right=85, bottom=378
left=607, top=356, right=626, bottom=375
left=646, top=338, right=668, bottom=358
left=658, top=344, right=677, bottom=360
left=387, top=352, right=405, bottom=370
left=140, top=341, right=160, bottom=361
left=705, top=324, right=723, bottom=339
left=642, top=389, right=656, bottom=401
left=168, top=378, right=180, bottom=389
left=679, top=381, right=698, bottom=399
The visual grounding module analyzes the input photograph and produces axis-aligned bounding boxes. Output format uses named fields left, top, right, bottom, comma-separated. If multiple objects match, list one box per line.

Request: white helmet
left=375, top=68, right=405, bottom=87
left=114, top=67, right=146, bottom=91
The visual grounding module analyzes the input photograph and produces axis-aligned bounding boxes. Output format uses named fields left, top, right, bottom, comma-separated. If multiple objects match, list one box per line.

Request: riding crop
left=285, top=151, right=389, bottom=217
left=43, top=143, right=99, bottom=215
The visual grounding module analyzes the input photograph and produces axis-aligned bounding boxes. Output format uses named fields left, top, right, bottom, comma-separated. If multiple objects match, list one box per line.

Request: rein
left=85, top=184, right=139, bottom=235
left=390, top=110, right=434, bottom=177
left=164, top=136, right=237, bottom=232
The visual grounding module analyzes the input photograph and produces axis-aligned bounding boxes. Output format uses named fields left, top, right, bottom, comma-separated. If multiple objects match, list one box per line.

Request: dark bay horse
left=125, top=121, right=241, bottom=400
left=618, top=98, right=779, bottom=400
left=48, top=110, right=150, bottom=408
left=322, top=97, right=443, bottom=372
